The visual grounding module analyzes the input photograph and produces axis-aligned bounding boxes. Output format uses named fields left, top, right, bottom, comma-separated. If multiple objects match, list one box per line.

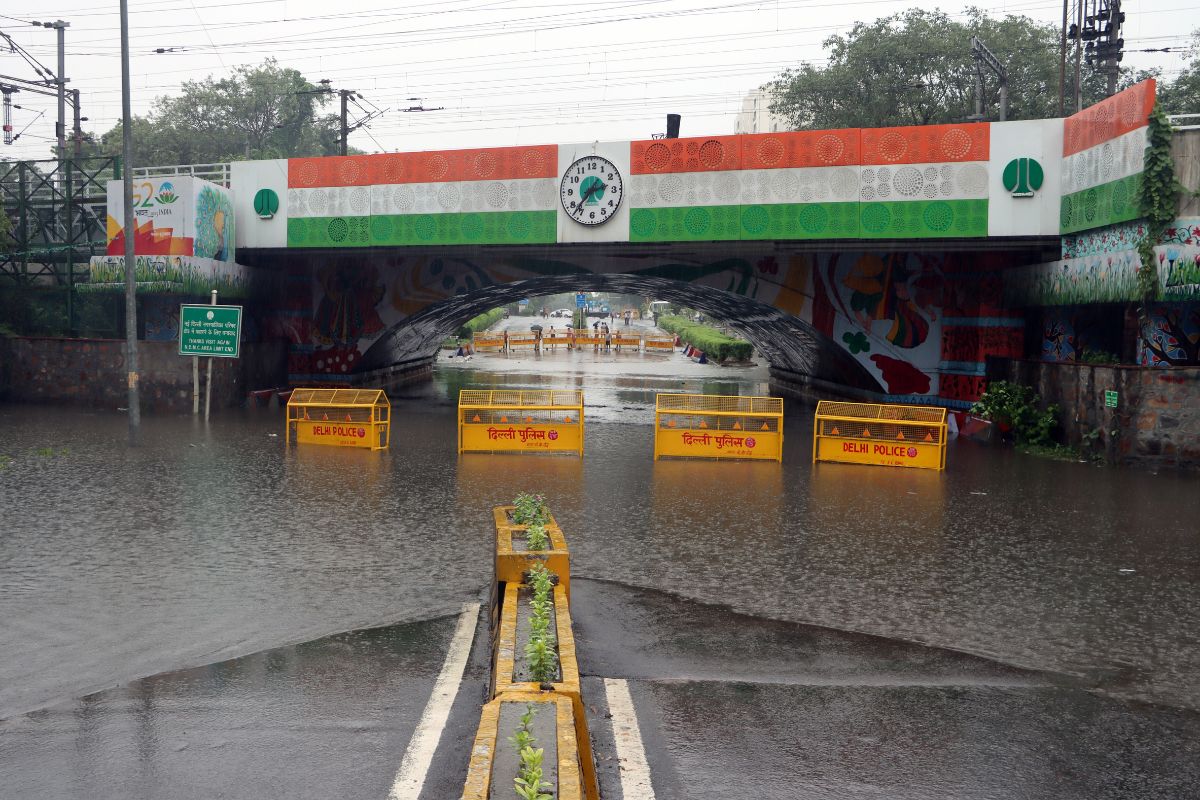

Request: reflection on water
left=1, top=353, right=1198, bottom=719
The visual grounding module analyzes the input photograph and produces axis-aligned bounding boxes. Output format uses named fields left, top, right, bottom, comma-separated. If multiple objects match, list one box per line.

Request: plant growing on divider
left=510, top=704, right=552, bottom=800
left=524, top=563, right=559, bottom=683
left=512, top=492, right=549, bottom=526
left=525, top=522, right=549, bottom=551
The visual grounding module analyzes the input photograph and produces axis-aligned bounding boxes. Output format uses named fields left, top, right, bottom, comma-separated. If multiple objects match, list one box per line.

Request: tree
left=769, top=8, right=1120, bottom=129
left=1154, top=32, right=1200, bottom=115
left=91, top=59, right=344, bottom=165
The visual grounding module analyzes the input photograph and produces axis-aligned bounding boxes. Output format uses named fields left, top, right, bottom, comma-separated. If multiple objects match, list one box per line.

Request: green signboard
left=1105, top=390, right=1118, bottom=408
left=179, top=304, right=243, bottom=358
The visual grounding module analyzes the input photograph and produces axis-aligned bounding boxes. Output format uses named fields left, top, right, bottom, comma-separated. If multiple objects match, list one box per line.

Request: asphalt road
left=5, top=579, right=1197, bottom=800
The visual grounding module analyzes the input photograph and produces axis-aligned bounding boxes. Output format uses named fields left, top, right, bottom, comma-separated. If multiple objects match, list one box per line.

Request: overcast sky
left=0, top=0, right=1192, bottom=163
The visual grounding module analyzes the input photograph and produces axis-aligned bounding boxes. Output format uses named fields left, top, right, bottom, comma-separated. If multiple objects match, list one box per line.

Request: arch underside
left=360, top=272, right=885, bottom=393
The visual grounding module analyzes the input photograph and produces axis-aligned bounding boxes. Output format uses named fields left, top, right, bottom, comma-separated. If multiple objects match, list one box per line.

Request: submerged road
left=2, top=342, right=1199, bottom=797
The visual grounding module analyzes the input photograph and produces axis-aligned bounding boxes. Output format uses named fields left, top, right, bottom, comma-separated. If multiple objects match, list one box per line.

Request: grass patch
left=1016, top=442, right=1089, bottom=461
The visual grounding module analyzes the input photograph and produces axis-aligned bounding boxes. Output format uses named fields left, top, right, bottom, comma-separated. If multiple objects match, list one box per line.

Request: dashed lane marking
left=604, top=677, right=657, bottom=800
left=388, top=602, right=480, bottom=800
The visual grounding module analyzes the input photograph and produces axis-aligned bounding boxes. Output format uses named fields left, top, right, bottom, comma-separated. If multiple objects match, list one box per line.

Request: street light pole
left=119, top=0, right=140, bottom=444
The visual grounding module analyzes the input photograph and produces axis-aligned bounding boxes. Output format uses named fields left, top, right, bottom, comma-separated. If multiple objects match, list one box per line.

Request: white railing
left=131, top=162, right=231, bottom=187
left=1167, top=114, right=1200, bottom=132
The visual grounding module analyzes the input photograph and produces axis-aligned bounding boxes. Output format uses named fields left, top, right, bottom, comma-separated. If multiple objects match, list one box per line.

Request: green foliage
left=1135, top=105, right=1179, bottom=322
left=768, top=8, right=1124, bottom=129
left=512, top=492, right=549, bottom=526
left=525, top=522, right=549, bottom=551
left=1153, top=33, right=1200, bottom=116
left=970, top=381, right=1059, bottom=447
left=457, top=307, right=506, bottom=339
left=91, top=59, right=345, bottom=165
left=510, top=705, right=553, bottom=800
left=524, top=563, right=559, bottom=684
left=656, top=315, right=752, bottom=362
left=1079, top=349, right=1119, bottom=365
left=0, top=455, right=11, bottom=470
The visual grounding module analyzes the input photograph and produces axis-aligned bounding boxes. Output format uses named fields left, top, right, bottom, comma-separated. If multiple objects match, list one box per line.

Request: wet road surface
left=2, top=343, right=1199, bottom=797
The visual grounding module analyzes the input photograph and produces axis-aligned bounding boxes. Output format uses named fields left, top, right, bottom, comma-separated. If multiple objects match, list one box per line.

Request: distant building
left=734, top=88, right=787, bottom=135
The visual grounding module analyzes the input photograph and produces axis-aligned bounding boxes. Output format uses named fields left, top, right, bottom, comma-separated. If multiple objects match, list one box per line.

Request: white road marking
left=388, top=602, right=480, bottom=800
left=604, top=678, right=657, bottom=800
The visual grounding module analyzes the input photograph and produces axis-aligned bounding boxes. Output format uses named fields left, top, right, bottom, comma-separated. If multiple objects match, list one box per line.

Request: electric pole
left=969, top=36, right=1008, bottom=122
left=119, top=0, right=141, bottom=443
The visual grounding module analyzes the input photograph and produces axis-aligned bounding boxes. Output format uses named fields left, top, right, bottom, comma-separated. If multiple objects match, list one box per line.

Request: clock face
left=560, top=156, right=623, bottom=225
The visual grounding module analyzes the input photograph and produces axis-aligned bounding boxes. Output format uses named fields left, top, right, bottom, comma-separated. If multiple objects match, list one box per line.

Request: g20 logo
left=131, top=180, right=180, bottom=209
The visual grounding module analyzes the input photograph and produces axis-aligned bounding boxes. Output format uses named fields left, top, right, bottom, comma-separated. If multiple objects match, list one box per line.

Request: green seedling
left=525, top=636, right=558, bottom=684
left=514, top=745, right=551, bottom=800
left=512, top=492, right=548, bottom=526
left=35, top=447, right=55, bottom=457
left=0, top=454, right=11, bottom=470
left=525, top=523, right=549, bottom=551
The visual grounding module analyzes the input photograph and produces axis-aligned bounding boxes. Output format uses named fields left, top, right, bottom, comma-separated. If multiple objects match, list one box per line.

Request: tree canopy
left=90, top=59, right=344, bottom=165
left=768, top=8, right=1122, bottom=129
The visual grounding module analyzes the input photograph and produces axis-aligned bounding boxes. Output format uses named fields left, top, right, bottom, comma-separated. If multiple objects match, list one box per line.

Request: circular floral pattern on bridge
left=799, top=204, right=828, bottom=234
left=414, top=215, right=437, bottom=241
left=461, top=213, right=485, bottom=241
left=507, top=213, right=532, bottom=240
left=684, top=207, right=711, bottom=236
left=658, top=174, right=686, bottom=204
left=630, top=209, right=657, bottom=238
left=472, top=152, right=498, bottom=178
left=643, top=143, right=672, bottom=172
left=484, top=181, right=509, bottom=209
left=893, top=166, right=923, bottom=197
left=520, top=149, right=547, bottom=177
left=756, top=137, right=785, bottom=166
left=816, top=134, right=846, bottom=164
left=393, top=185, right=415, bottom=213
left=379, top=157, right=405, bottom=183
left=955, top=163, right=988, bottom=195
left=296, top=161, right=319, bottom=187
left=437, top=183, right=461, bottom=212
left=326, top=217, right=349, bottom=243
left=1084, top=188, right=1099, bottom=222
left=426, top=154, right=450, bottom=180
left=1111, top=179, right=1130, bottom=216
left=940, top=128, right=973, bottom=159
left=370, top=216, right=392, bottom=242
left=861, top=203, right=891, bottom=234
left=741, top=205, right=770, bottom=235
left=698, top=140, right=724, bottom=169
left=877, top=131, right=908, bottom=162
left=307, top=188, right=328, bottom=215
left=350, top=187, right=371, bottom=215
left=338, top=159, right=363, bottom=184
left=922, top=201, right=954, bottom=232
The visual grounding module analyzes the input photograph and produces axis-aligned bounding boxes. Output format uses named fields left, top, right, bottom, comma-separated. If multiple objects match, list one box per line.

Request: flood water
left=2, top=341, right=1198, bottom=722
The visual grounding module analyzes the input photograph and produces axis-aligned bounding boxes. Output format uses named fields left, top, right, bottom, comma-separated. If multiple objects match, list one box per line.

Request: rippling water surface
left=2, top=347, right=1197, bottom=718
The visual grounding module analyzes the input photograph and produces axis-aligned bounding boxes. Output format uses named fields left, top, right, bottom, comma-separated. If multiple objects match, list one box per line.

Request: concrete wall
left=993, top=358, right=1200, bottom=471
left=0, top=337, right=287, bottom=414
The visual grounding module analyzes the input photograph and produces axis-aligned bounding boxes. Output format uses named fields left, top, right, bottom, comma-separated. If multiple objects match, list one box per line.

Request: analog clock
left=560, top=155, right=623, bottom=225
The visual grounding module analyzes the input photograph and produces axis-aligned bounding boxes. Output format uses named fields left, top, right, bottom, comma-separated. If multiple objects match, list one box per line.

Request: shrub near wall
left=456, top=307, right=506, bottom=339
left=657, top=315, right=753, bottom=362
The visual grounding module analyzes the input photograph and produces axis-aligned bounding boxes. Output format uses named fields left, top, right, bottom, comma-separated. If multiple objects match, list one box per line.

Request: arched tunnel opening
left=358, top=273, right=885, bottom=394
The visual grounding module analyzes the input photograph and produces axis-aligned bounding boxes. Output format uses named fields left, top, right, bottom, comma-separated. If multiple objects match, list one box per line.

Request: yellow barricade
left=541, top=332, right=572, bottom=349
left=472, top=331, right=505, bottom=351
left=643, top=335, right=675, bottom=350
left=506, top=331, right=539, bottom=350
left=654, top=393, right=783, bottom=461
left=812, top=400, right=947, bottom=471
left=285, top=388, right=390, bottom=450
left=459, top=389, right=584, bottom=455
left=612, top=332, right=641, bottom=349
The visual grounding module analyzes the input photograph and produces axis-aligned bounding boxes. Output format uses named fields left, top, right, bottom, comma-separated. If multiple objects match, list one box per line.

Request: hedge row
left=656, top=315, right=753, bottom=362
left=456, top=307, right=506, bottom=339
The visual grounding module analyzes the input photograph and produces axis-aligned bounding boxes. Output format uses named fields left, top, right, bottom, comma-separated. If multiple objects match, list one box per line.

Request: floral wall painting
left=1139, top=303, right=1200, bottom=366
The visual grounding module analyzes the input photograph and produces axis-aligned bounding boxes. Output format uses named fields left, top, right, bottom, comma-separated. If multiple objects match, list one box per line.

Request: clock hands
left=573, top=179, right=605, bottom=217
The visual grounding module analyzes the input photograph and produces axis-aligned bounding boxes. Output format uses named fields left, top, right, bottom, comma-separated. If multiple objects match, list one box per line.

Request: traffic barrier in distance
left=472, top=331, right=505, bottom=351
left=643, top=335, right=675, bottom=351
left=506, top=332, right=540, bottom=351
left=285, top=388, right=390, bottom=450
left=812, top=400, right=948, bottom=471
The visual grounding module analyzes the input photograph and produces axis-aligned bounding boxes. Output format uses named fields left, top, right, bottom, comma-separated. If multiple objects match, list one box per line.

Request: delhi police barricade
left=654, top=393, right=783, bottom=461
left=812, top=400, right=948, bottom=471
left=285, top=388, right=390, bottom=450
left=458, top=389, right=584, bottom=455
left=472, top=331, right=506, bottom=352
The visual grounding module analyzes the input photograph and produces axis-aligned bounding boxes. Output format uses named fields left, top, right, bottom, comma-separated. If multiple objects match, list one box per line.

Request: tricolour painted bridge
left=92, top=80, right=1183, bottom=407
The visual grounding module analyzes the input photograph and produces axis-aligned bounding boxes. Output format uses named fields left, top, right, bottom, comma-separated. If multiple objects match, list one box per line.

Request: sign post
left=1105, top=390, right=1119, bottom=408
left=179, top=296, right=243, bottom=422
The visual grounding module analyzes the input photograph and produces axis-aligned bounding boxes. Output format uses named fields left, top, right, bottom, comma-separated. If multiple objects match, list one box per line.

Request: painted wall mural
left=83, top=254, right=250, bottom=298
left=275, top=243, right=1017, bottom=408
left=1139, top=303, right=1200, bottom=366
left=1007, top=218, right=1200, bottom=306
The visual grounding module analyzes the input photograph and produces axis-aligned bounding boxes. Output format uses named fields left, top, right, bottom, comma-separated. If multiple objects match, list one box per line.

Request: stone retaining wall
left=991, top=358, right=1200, bottom=471
left=0, top=336, right=287, bottom=414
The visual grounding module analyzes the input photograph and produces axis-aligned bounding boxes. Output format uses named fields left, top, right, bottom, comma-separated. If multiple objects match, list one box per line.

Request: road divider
left=461, top=693, right=583, bottom=800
